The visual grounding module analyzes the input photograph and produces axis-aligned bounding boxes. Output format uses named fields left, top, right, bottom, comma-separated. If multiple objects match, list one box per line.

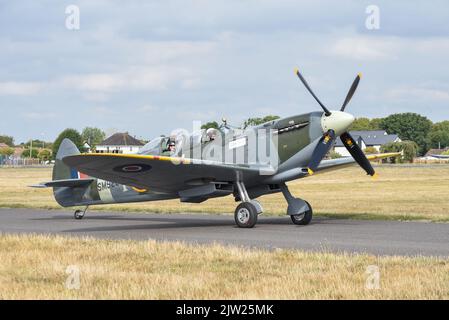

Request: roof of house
left=0, top=143, right=9, bottom=148
left=98, top=132, right=144, bottom=146
left=334, top=130, right=400, bottom=147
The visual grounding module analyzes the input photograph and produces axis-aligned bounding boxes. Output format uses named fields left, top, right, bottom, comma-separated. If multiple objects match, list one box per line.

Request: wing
left=316, top=152, right=401, bottom=174
left=63, top=153, right=271, bottom=193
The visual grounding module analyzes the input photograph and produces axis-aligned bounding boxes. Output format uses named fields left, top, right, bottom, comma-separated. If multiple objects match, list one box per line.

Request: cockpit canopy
left=139, top=125, right=246, bottom=157
left=139, top=136, right=170, bottom=156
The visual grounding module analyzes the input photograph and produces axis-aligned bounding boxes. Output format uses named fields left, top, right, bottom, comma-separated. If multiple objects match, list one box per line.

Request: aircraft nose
left=321, top=111, right=355, bottom=135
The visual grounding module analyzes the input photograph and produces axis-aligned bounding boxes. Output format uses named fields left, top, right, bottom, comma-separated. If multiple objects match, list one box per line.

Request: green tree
left=81, top=127, right=106, bottom=148
left=21, top=148, right=39, bottom=159
left=201, top=121, right=219, bottom=130
left=244, top=115, right=280, bottom=128
left=22, top=139, right=49, bottom=149
left=350, top=117, right=371, bottom=131
left=369, top=118, right=383, bottom=130
left=363, top=146, right=378, bottom=154
left=0, top=135, right=14, bottom=147
left=52, top=128, right=84, bottom=158
left=349, top=117, right=383, bottom=131
left=0, top=147, right=14, bottom=157
left=380, top=113, right=432, bottom=155
left=37, top=149, right=52, bottom=161
left=427, top=121, right=449, bottom=149
left=380, top=141, right=418, bottom=163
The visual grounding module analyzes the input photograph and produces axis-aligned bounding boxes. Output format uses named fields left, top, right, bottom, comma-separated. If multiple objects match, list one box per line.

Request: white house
left=95, top=132, right=144, bottom=154
left=334, top=130, right=401, bottom=157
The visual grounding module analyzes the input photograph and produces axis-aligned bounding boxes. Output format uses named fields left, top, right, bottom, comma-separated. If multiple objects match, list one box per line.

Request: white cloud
left=137, top=105, right=157, bottom=112
left=0, top=82, right=44, bottom=95
left=140, top=41, right=216, bottom=64
left=181, top=78, right=201, bottom=89
left=173, top=110, right=219, bottom=123
left=22, top=112, right=56, bottom=120
left=62, top=74, right=126, bottom=92
left=330, top=35, right=449, bottom=62
left=331, top=36, right=400, bottom=61
left=83, top=92, right=110, bottom=102
left=386, top=86, right=449, bottom=102
left=60, top=65, right=196, bottom=93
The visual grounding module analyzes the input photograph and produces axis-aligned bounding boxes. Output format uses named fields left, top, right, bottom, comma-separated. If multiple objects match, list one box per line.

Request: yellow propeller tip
left=371, top=173, right=378, bottom=179
left=294, top=68, right=299, bottom=74
left=307, top=168, right=314, bottom=175
left=358, top=72, right=363, bottom=78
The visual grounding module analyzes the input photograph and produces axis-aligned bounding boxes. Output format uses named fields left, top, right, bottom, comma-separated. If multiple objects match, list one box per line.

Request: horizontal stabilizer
left=30, top=178, right=94, bottom=188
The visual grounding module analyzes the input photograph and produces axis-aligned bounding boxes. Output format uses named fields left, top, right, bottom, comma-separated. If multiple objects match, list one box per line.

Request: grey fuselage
left=54, top=111, right=327, bottom=207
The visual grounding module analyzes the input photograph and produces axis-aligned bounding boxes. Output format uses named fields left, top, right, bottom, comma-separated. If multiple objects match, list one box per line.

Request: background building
left=95, top=132, right=144, bottom=154
left=334, top=130, right=401, bottom=156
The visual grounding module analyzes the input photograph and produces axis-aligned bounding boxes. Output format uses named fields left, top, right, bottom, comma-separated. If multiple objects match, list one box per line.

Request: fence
left=413, top=158, right=449, bottom=164
left=0, top=156, right=52, bottom=167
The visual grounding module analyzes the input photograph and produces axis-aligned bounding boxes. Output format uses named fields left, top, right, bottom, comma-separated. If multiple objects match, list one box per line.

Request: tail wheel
left=74, top=209, right=85, bottom=220
left=234, top=202, right=258, bottom=228
left=291, top=201, right=313, bottom=225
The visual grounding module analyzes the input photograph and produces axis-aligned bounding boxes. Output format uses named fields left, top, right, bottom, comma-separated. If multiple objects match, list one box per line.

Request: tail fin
left=53, top=138, right=81, bottom=181
left=30, top=139, right=96, bottom=207
left=51, top=139, right=95, bottom=207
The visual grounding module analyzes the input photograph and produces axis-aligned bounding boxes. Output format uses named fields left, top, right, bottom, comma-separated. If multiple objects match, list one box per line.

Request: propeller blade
left=340, top=132, right=375, bottom=176
left=340, top=73, right=361, bottom=112
left=295, top=68, right=332, bottom=116
left=307, top=130, right=336, bottom=174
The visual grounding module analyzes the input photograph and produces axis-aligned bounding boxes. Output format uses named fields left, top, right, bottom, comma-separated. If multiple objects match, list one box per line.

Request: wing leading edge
left=316, top=152, right=401, bottom=173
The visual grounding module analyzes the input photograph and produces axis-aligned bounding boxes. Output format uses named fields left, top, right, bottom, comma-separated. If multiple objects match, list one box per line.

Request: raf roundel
left=113, top=164, right=152, bottom=173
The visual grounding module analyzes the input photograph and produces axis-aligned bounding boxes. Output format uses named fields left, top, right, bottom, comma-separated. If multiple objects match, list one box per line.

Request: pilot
left=162, top=140, right=176, bottom=155
left=168, top=141, right=176, bottom=152
left=206, top=128, right=217, bottom=141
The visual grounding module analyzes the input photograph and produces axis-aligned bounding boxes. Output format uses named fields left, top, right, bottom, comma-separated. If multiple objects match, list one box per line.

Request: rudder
left=52, top=139, right=96, bottom=207
left=53, top=138, right=81, bottom=181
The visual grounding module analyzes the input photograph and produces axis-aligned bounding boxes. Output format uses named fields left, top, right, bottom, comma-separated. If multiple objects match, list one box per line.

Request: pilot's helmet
left=206, top=128, right=217, bottom=139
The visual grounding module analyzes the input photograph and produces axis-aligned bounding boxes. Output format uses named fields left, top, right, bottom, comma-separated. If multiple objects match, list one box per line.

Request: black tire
left=234, top=202, right=258, bottom=228
left=74, top=210, right=84, bottom=220
left=290, top=201, right=313, bottom=225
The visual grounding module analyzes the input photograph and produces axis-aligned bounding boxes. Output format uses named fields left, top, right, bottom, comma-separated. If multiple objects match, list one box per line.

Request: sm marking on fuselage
left=97, top=180, right=120, bottom=192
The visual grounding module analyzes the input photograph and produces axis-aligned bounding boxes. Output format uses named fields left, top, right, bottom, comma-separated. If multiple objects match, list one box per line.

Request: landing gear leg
left=280, top=183, right=313, bottom=225
left=234, top=181, right=262, bottom=228
left=74, top=206, right=88, bottom=220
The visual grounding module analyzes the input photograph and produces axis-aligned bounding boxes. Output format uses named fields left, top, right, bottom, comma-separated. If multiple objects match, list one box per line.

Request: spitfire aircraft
left=33, top=69, right=399, bottom=228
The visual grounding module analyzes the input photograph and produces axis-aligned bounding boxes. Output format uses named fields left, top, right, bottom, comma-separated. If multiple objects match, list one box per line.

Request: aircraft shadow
left=31, top=214, right=341, bottom=234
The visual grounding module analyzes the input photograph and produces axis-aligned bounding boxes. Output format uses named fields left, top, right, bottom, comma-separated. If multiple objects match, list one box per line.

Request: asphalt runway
left=0, top=208, right=448, bottom=257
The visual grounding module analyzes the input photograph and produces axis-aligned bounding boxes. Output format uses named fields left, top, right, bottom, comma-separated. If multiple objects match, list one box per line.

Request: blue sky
left=1, top=0, right=448, bottom=143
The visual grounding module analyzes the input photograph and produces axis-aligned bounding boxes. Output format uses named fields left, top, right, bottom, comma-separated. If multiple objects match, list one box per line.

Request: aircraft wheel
left=234, top=202, right=258, bottom=228
left=74, top=209, right=85, bottom=220
left=290, top=201, right=313, bottom=225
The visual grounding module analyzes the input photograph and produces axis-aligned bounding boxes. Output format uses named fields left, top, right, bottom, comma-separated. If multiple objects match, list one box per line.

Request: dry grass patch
left=1, top=165, right=449, bottom=221
left=0, top=234, right=447, bottom=299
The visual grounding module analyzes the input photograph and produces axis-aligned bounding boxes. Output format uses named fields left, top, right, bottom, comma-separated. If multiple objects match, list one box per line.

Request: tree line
left=0, top=127, right=106, bottom=161
left=350, top=112, right=447, bottom=156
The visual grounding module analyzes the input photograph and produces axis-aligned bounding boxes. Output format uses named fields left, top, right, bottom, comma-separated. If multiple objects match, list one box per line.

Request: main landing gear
left=74, top=206, right=89, bottom=220
left=234, top=181, right=263, bottom=228
left=233, top=181, right=313, bottom=227
left=280, top=183, right=313, bottom=225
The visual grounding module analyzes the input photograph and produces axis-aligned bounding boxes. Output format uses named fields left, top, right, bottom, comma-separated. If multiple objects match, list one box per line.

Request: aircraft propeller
left=294, top=69, right=375, bottom=176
